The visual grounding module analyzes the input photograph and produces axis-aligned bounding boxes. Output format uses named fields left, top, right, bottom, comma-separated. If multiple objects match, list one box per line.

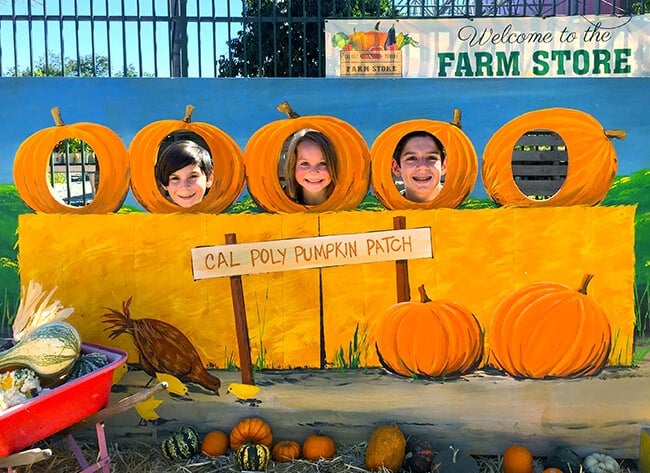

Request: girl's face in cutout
left=163, top=163, right=214, bottom=208
left=294, top=140, right=332, bottom=205
left=391, top=135, right=447, bottom=203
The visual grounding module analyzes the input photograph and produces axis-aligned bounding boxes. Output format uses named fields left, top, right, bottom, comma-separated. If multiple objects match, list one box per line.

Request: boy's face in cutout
left=163, top=163, right=213, bottom=208
left=392, top=135, right=446, bottom=203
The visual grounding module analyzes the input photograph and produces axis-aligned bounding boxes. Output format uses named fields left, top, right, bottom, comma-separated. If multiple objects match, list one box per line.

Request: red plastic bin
left=0, top=342, right=127, bottom=457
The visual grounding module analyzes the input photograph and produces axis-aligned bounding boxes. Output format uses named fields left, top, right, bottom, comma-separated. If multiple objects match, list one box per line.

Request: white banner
left=191, top=228, right=433, bottom=279
left=325, top=15, right=650, bottom=78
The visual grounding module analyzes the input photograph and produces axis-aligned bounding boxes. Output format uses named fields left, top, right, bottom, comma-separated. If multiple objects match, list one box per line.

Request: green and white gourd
left=237, top=443, right=270, bottom=471
left=0, top=322, right=82, bottom=386
left=162, top=426, right=200, bottom=460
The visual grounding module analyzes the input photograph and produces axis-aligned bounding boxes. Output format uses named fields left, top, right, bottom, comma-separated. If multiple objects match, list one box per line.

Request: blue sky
left=0, top=0, right=243, bottom=77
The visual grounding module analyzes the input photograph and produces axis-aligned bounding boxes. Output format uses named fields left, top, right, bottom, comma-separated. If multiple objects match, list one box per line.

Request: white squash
left=583, top=452, right=620, bottom=473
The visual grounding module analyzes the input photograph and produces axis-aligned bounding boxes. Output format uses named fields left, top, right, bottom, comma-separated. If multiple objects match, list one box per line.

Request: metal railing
left=0, top=0, right=642, bottom=78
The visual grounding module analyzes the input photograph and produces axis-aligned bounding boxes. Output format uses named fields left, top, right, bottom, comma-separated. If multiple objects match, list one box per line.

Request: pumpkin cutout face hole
left=511, top=130, right=567, bottom=201
left=48, top=138, right=99, bottom=208
left=154, top=131, right=215, bottom=209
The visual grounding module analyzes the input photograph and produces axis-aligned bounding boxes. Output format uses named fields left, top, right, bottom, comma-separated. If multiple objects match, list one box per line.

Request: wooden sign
left=191, top=228, right=432, bottom=279
left=339, top=50, right=402, bottom=77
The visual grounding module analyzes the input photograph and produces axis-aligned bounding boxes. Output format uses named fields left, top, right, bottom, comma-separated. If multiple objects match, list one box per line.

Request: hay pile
left=16, top=439, right=641, bottom=473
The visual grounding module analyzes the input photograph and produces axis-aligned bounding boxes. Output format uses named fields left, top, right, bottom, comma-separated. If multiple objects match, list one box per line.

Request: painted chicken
left=102, top=297, right=220, bottom=395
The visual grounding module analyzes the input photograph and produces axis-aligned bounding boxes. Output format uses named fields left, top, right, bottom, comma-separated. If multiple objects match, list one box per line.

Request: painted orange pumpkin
left=243, top=102, right=371, bottom=213
left=13, top=106, right=130, bottom=214
left=482, top=107, right=623, bottom=207
left=302, top=433, right=336, bottom=460
left=128, top=104, right=245, bottom=213
left=488, top=274, right=612, bottom=378
left=503, top=445, right=533, bottom=473
left=375, top=285, right=483, bottom=379
left=229, top=417, right=273, bottom=452
left=370, top=110, right=478, bottom=210
left=271, top=440, right=302, bottom=462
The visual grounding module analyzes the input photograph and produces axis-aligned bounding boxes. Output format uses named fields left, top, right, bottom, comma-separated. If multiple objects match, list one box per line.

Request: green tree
left=218, top=0, right=394, bottom=77
left=10, top=52, right=139, bottom=77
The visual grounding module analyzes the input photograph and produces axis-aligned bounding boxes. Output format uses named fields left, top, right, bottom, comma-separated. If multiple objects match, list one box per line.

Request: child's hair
left=392, top=130, right=447, bottom=166
left=283, top=128, right=339, bottom=202
left=155, top=139, right=214, bottom=187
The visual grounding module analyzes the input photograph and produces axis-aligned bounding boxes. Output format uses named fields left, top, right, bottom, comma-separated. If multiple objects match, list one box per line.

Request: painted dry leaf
left=12, top=280, right=74, bottom=341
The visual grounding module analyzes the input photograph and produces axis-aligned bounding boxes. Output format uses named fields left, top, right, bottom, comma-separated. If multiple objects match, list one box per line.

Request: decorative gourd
left=13, top=106, right=130, bottom=214
left=364, top=424, right=406, bottom=472
left=542, top=469, right=565, bottom=473
left=502, top=445, right=533, bottom=473
left=161, top=426, right=200, bottom=460
left=229, top=417, right=273, bottom=452
left=403, top=436, right=435, bottom=473
left=375, top=284, right=483, bottom=379
left=243, top=101, right=371, bottom=213
left=488, top=274, right=612, bottom=378
left=370, top=110, right=478, bottom=210
left=482, top=107, right=623, bottom=207
left=302, top=433, right=336, bottom=460
left=128, top=104, right=245, bottom=213
left=543, top=446, right=582, bottom=473
left=200, top=430, right=229, bottom=457
left=582, top=453, right=619, bottom=473
left=433, top=446, right=479, bottom=473
left=68, top=352, right=110, bottom=380
left=236, top=442, right=270, bottom=471
left=0, top=321, right=81, bottom=387
left=271, top=440, right=302, bottom=462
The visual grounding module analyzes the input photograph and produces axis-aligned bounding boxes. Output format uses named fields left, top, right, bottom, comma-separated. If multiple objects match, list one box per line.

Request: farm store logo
left=331, top=22, right=419, bottom=77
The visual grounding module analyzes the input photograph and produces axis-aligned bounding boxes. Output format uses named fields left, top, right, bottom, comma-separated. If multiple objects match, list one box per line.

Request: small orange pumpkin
left=271, top=440, right=302, bottom=462
left=542, top=469, right=564, bottom=473
left=375, top=285, right=483, bottom=379
left=201, top=430, right=229, bottom=457
left=128, top=104, right=245, bottom=213
left=13, top=106, right=130, bottom=214
left=370, top=110, right=478, bottom=210
left=488, top=274, right=612, bottom=378
left=502, top=445, right=533, bottom=473
left=302, top=433, right=336, bottom=460
left=482, top=107, right=623, bottom=207
left=243, top=102, right=371, bottom=213
left=229, top=417, right=273, bottom=452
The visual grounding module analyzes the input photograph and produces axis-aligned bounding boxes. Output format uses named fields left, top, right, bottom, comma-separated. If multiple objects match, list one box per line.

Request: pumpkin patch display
left=200, top=430, right=229, bottom=457
left=271, top=440, right=302, bottom=462
left=370, top=110, right=478, bottom=210
left=161, top=426, right=200, bottom=461
left=502, top=445, right=534, bottom=473
left=375, top=284, right=483, bottom=379
left=236, top=442, right=270, bottom=471
left=243, top=102, right=371, bottom=213
left=488, top=274, right=612, bottom=378
left=13, top=106, right=130, bottom=214
left=128, top=104, right=245, bottom=214
left=364, top=424, right=407, bottom=472
left=229, top=417, right=273, bottom=451
left=482, top=107, right=622, bottom=207
left=302, top=433, right=336, bottom=460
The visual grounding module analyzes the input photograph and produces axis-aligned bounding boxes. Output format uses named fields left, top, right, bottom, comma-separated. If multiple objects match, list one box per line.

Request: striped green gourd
left=162, top=426, right=200, bottom=460
left=0, top=321, right=81, bottom=386
left=237, top=442, right=271, bottom=471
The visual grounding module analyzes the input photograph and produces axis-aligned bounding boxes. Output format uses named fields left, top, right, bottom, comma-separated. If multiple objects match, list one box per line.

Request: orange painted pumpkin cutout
left=128, top=105, right=245, bottom=213
left=488, top=274, right=612, bottom=378
left=243, top=102, right=371, bottom=213
left=375, top=285, right=483, bottom=379
left=370, top=109, right=478, bottom=210
left=13, top=106, right=130, bottom=214
left=482, top=107, right=624, bottom=207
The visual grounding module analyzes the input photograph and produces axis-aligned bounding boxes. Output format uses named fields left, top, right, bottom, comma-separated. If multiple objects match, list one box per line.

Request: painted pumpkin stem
left=417, top=284, right=432, bottom=303
left=183, top=104, right=194, bottom=123
left=604, top=129, right=626, bottom=140
left=578, top=274, right=595, bottom=295
left=276, top=101, right=300, bottom=119
left=50, top=106, right=64, bottom=126
left=451, top=108, right=462, bottom=128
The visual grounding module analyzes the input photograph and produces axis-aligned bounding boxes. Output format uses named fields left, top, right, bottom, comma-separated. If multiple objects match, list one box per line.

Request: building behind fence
left=0, top=0, right=644, bottom=79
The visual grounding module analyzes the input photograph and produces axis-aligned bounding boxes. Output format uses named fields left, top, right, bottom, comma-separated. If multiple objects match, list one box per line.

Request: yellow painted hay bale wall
left=17, top=205, right=636, bottom=369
